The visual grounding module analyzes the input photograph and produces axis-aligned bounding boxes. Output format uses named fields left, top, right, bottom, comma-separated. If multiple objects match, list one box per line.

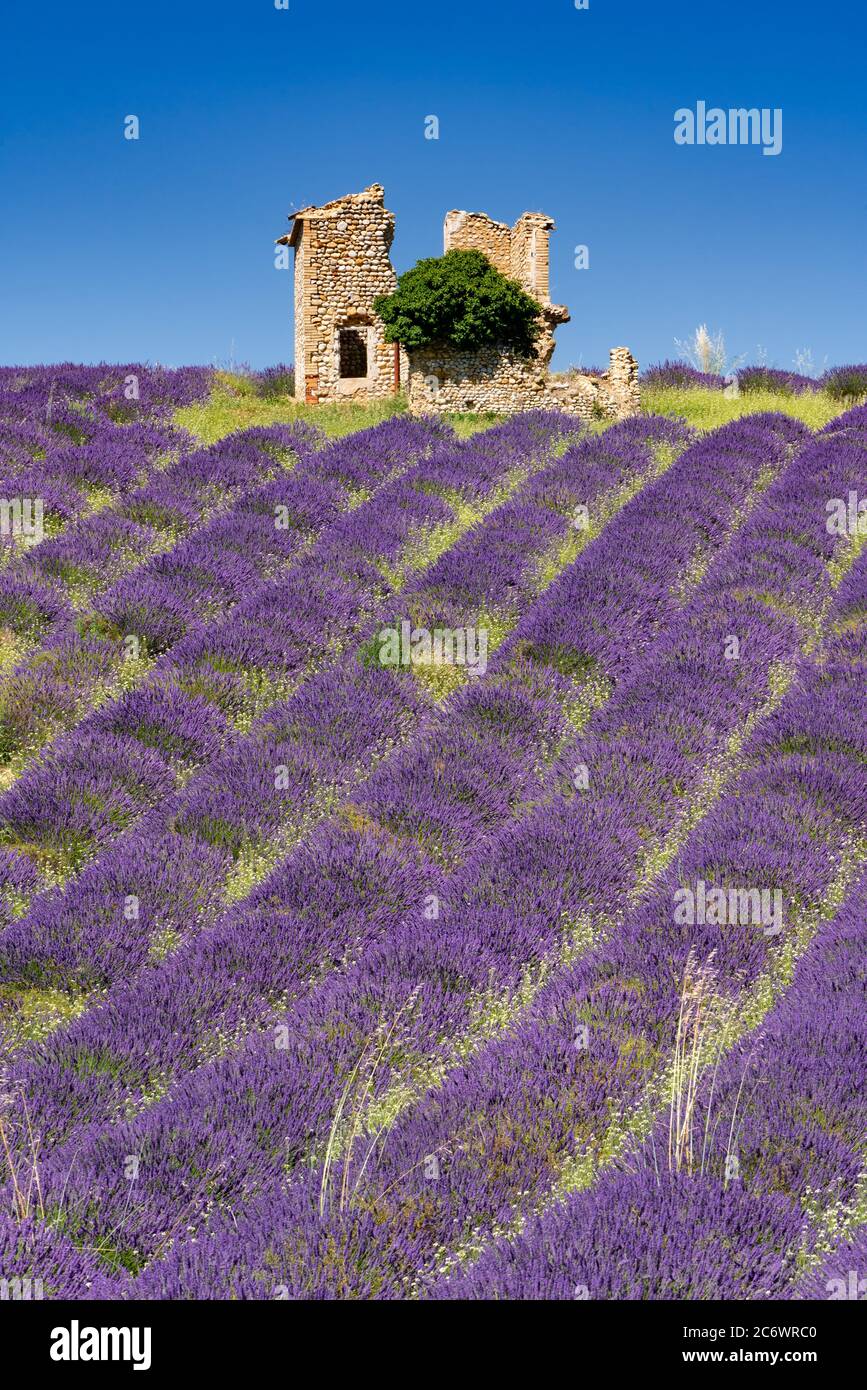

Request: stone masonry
left=277, top=185, right=407, bottom=404
left=406, top=345, right=640, bottom=421
left=277, top=186, right=639, bottom=418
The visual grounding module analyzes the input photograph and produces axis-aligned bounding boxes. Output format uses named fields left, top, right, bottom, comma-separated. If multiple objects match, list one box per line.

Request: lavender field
left=0, top=365, right=864, bottom=1301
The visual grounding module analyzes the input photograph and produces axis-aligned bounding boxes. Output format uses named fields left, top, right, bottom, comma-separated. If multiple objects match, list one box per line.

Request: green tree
left=373, top=249, right=541, bottom=357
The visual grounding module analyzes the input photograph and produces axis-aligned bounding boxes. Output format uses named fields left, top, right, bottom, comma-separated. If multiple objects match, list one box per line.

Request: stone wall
left=510, top=213, right=554, bottom=303
left=433, top=206, right=587, bottom=413
left=443, top=210, right=513, bottom=280
left=443, top=208, right=556, bottom=305
left=278, top=184, right=407, bottom=404
left=547, top=347, right=642, bottom=421
left=407, top=345, right=640, bottom=422
left=407, top=344, right=546, bottom=415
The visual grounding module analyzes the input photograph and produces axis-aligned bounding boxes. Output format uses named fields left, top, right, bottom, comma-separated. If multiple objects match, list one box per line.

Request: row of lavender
left=0, top=365, right=210, bottom=594
left=0, top=418, right=328, bottom=778
left=421, top=533, right=867, bottom=1298
left=0, top=410, right=599, bottom=986
left=415, top=469, right=866, bottom=1301
left=0, top=365, right=213, bottom=743
left=444, top=772, right=861, bottom=1289
left=643, top=359, right=867, bottom=399
left=140, top=842, right=864, bottom=1301
left=0, top=408, right=825, bottom=1291
left=0, top=417, right=697, bottom=1103
left=440, top=864, right=865, bottom=1301
left=0, top=365, right=209, bottom=541
left=1, top=404, right=863, bottom=1298
left=1, top=368, right=194, bottom=658
left=112, top=408, right=865, bottom=1299
left=0, top=404, right=679, bottom=1288
left=0, top=364, right=217, bottom=910
left=0, top=415, right=445, bottom=910
left=0, top=410, right=674, bottom=1082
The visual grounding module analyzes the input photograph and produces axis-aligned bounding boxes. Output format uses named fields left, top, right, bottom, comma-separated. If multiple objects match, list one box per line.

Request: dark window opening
left=339, top=329, right=368, bottom=378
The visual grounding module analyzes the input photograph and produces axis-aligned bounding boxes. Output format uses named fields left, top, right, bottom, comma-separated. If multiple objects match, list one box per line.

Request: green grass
left=175, top=371, right=503, bottom=444
left=175, top=371, right=860, bottom=446
left=175, top=377, right=402, bottom=444
left=640, top=385, right=852, bottom=432
left=0, top=982, right=91, bottom=1048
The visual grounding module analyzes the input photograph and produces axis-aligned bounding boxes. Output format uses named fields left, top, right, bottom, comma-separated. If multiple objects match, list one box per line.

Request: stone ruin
left=276, top=184, right=639, bottom=420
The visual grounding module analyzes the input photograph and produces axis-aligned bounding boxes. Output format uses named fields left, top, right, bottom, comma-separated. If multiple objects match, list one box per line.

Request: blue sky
left=1, top=0, right=865, bottom=372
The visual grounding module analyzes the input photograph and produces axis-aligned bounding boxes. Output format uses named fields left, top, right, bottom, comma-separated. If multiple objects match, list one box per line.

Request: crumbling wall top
left=278, top=184, right=389, bottom=248
left=443, top=206, right=558, bottom=306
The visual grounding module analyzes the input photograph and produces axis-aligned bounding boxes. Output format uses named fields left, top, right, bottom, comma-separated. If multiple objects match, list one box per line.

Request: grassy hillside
left=175, top=368, right=858, bottom=444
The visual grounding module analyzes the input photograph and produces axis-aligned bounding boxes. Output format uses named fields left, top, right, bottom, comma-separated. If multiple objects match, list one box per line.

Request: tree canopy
left=373, top=249, right=541, bottom=357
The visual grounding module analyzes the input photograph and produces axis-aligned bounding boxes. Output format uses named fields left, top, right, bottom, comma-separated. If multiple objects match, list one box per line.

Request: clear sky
left=2, top=0, right=865, bottom=373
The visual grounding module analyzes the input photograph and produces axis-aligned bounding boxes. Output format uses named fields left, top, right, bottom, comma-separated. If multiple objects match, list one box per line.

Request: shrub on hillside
left=641, top=360, right=726, bottom=390
left=737, top=366, right=819, bottom=395
left=253, top=365, right=295, bottom=399
left=820, top=364, right=867, bottom=401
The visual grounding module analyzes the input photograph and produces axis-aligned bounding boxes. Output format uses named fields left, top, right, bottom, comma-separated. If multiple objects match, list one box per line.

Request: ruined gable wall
left=444, top=208, right=554, bottom=305
left=443, top=210, right=513, bottom=277
left=509, top=214, right=553, bottom=304
left=440, top=207, right=560, bottom=383
left=411, top=205, right=639, bottom=420
left=422, top=206, right=583, bottom=415
left=293, top=185, right=400, bottom=403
